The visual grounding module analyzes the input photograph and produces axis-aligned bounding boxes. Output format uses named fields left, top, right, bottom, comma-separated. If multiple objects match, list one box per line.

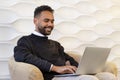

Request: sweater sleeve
left=14, top=37, right=52, bottom=72
left=64, top=52, right=78, bottom=67
left=58, top=43, right=78, bottom=67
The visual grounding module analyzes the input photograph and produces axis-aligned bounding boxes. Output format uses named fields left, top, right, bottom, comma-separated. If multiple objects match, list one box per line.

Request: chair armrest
left=8, top=57, right=44, bottom=80
left=102, top=62, right=118, bottom=76
left=67, top=52, right=81, bottom=63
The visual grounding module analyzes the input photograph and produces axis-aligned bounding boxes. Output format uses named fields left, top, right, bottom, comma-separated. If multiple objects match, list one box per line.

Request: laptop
left=54, top=47, right=111, bottom=77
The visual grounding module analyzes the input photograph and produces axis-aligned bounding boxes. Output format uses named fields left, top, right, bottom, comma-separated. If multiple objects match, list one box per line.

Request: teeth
left=46, top=28, right=51, bottom=31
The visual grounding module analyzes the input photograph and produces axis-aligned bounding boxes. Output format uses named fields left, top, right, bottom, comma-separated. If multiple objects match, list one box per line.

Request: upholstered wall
left=0, top=0, right=120, bottom=80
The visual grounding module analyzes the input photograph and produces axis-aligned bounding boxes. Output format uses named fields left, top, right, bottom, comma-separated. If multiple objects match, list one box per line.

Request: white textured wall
left=0, top=0, right=120, bottom=80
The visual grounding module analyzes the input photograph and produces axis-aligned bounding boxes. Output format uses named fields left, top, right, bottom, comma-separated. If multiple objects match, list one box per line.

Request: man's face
left=34, top=11, right=54, bottom=35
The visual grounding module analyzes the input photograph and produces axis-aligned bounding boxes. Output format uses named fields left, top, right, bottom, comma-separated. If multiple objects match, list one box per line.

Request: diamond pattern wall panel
left=0, top=27, right=20, bottom=41
left=55, top=22, right=82, bottom=35
left=93, top=24, right=114, bottom=36
left=75, top=1, right=97, bottom=14
left=55, top=7, right=81, bottom=19
left=75, top=30, right=99, bottom=42
left=58, top=37, right=81, bottom=50
left=75, top=15, right=98, bottom=28
left=0, top=61, right=10, bottom=79
left=0, top=43, right=14, bottom=59
left=108, top=18, right=120, bottom=30
left=9, top=2, right=37, bottom=17
left=92, top=10, right=113, bottom=23
left=12, top=18, right=35, bottom=33
left=0, top=0, right=19, bottom=7
left=0, top=9, right=18, bottom=24
left=90, top=0, right=113, bottom=9
left=0, top=0, right=120, bottom=79
left=93, top=38, right=115, bottom=48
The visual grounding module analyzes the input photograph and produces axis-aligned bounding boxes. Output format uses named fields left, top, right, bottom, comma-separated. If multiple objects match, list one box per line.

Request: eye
left=44, top=19, right=54, bottom=23
left=51, top=20, right=54, bottom=23
left=44, top=19, right=49, bottom=23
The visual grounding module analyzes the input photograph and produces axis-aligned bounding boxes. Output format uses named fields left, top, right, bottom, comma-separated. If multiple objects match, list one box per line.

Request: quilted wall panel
left=0, top=0, right=120, bottom=79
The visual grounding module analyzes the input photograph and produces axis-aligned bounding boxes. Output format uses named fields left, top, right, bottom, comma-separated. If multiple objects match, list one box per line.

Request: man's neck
left=33, top=31, right=46, bottom=37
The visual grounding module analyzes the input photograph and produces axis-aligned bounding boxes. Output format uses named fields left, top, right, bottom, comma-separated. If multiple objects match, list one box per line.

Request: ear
left=33, top=18, right=38, bottom=25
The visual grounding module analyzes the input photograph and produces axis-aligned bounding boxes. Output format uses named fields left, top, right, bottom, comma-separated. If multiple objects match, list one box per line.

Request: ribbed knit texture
left=14, top=34, right=78, bottom=80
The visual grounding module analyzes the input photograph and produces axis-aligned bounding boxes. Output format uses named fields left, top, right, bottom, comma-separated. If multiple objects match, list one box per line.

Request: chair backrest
left=67, top=52, right=81, bottom=63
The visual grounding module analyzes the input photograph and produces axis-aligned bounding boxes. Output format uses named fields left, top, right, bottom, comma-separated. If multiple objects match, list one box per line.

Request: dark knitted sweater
left=14, top=34, right=78, bottom=80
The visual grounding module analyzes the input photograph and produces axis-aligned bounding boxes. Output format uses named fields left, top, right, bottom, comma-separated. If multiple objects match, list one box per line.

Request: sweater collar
left=32, top=31, right=48, bottom=39
left=32, top=31, right=45, bottom=37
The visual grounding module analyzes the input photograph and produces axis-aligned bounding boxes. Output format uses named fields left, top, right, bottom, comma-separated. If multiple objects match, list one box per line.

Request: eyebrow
left=44, top=18, right=55, bottom=21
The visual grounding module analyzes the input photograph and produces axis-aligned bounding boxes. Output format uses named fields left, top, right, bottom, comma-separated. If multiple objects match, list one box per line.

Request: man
left=14, top=5, right=78, bottom=80
left=14, top=5, right=117, bottom=80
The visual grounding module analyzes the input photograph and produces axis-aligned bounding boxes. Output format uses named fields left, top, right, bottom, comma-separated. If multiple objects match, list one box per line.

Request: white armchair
left=8, top=53, right=118, bottom=80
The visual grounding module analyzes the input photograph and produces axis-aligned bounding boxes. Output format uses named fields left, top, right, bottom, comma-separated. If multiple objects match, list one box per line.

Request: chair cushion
left=95, top=72, right=117, bottom=80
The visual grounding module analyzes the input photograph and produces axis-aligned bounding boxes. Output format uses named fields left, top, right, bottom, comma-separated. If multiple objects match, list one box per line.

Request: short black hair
left=34, top=5, right=54, bottom=18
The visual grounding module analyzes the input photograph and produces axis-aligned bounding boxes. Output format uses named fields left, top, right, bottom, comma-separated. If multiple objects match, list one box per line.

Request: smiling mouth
left=45, top=27, right=53, bottom=32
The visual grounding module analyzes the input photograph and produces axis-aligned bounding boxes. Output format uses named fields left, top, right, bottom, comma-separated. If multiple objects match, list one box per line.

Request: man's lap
left=52, top=75, right=98, bottom=80
left=52, top=72, right=117, bottom=80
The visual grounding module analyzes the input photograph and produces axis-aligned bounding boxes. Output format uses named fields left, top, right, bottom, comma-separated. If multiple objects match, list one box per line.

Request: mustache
left=44, top=26, right=53, bottom=29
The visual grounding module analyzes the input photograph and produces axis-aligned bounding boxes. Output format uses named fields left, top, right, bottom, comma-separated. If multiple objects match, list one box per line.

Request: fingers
left=65, top=67, right=74, bottom=73
left=51, top=65, right=77, bottom=74
left=65, top=61, right=71, bottom=65
left=64, top=66, right=77, bottom=73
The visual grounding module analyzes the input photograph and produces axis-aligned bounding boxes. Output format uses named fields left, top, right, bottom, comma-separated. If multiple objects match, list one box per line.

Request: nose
left=48, top=21, right=54, bottom=27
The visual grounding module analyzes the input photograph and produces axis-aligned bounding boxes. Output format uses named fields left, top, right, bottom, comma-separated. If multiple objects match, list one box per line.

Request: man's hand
left=51, top=65, right=77, bottom=74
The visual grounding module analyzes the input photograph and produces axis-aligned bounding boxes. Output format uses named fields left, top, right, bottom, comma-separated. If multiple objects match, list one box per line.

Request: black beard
left=38, top=26, right=53, bottom=35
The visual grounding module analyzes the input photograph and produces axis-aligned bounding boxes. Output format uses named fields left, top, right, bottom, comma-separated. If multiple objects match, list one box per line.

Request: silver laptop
left=55, top=47, right=111, bottom=77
